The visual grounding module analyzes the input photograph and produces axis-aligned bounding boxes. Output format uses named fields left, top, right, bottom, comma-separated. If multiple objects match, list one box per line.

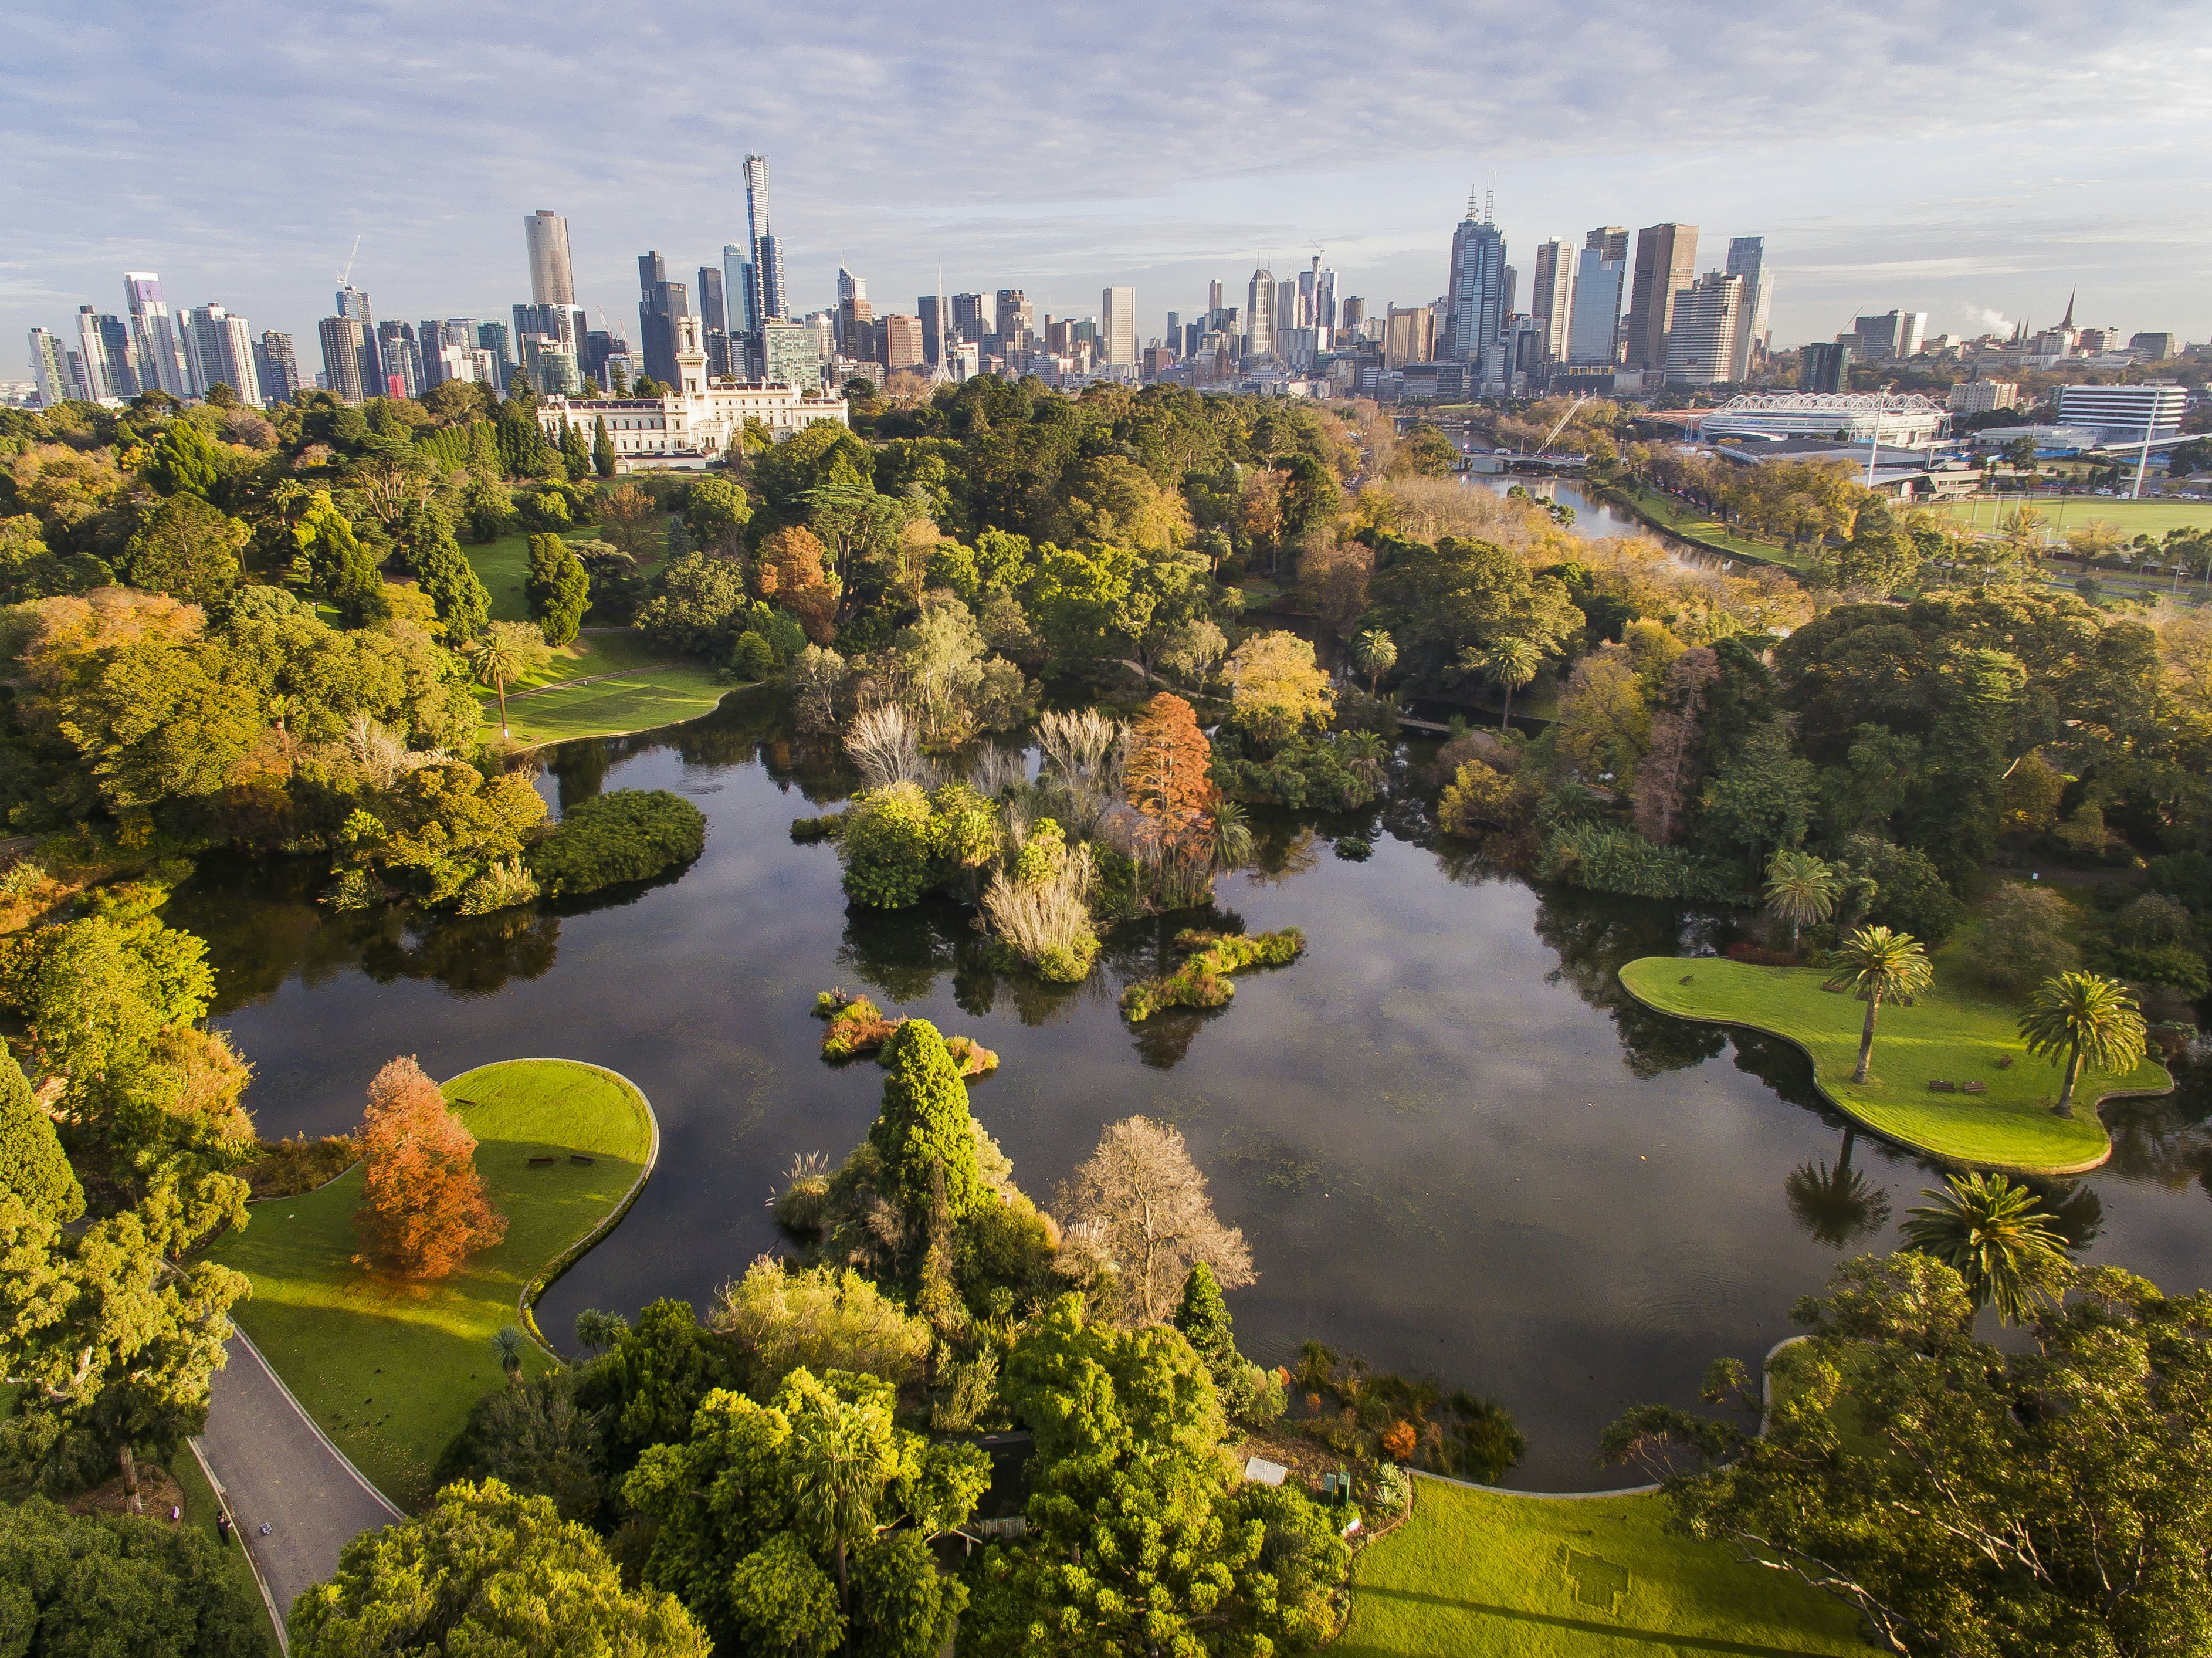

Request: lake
left=170, top=693, right=2212, bottom=1490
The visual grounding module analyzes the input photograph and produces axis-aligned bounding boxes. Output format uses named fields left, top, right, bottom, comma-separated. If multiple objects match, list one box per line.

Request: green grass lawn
left=1338, top=1477, right=1865, bottom=1657
left=1933, top=496, right=2212, bottom=540
left=489, top=663, right=739, bottom=747
left=1611, top=485, right=1815, bottom=573
left=209, top=1059, right=655, bottom=1510
left=1617, top=956, right=2170, bottom=1172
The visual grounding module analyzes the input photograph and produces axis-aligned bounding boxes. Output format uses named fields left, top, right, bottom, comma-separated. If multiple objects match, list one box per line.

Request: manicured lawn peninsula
left=1340, top=1476, right=1865, bottom=1657
left=1618, top=956, right=2170, bottom=1172
left=209, top=1059, right=655, bottom=1508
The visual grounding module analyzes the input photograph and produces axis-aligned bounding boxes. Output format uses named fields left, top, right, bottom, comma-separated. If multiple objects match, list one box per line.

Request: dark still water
left=169, top=695, right=2212, bottom=1490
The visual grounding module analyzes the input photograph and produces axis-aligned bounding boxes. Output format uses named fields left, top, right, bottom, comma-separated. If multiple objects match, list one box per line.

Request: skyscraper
left=255, top=331, right=299, bottom=404
left=524, top=210, right=576, bottom=306
left=1852, top=309, right=1926, bottom=361
left=190, top=303, right=264, bottom=403
left=1529, top=240, right=1574, bottom=362
left=951, top=292, right=993, bottom=343
left=27, top=328, right=70, bottom=405
left=995, top=290, right=1033, bottom=353
left=1624, top=224, right=1698, bottom=372
left=73, top=306, right=125, bottom=401
left=374, top=320, right=419, bottom=400
left=1661, top=273, right=1743, bottom=387
left=743, top=156, right=787, bottom=323
left=695, top=265, right=730, bottom=377
left=878, top=314, right=924, bottom=372
left=123, top=272, right=189, bottom=399
left=1566, top=229, right=1628, bottom=366
left=919, top=295, right=951, bottom=368
left=1442, top=190, right=1509, bottom=386
left=636, top=252, right=687, bottom=385
left=1800, top=341, right=1853, bottom=394
left=1245, top=266, right=1275, bottom=363
left=336, top=282, right=385, bottom=397
left=1102, top=286, right=1135, bottom=368
left=835, top=269, right=872, bottom=356
left=318, top=315, right=368, bottom=402
left=724, top=242, right=759, bottom=354
left=1723, top=236, right=1773, bottom=382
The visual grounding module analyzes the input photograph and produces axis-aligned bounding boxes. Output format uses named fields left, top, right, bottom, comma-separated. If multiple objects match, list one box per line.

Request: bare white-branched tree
left=845, top=702, right=934, bottom=791
left=1035, top=708, right=1125, bottom=837
left=1054, top=1115, right=1254, bottom=1326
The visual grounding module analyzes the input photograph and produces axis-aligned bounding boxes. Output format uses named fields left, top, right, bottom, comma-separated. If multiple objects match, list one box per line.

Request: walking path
left=195, top=1328, right=403, bottom=1644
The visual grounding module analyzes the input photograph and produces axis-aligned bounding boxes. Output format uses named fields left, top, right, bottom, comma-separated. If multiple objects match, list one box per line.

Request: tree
left=1468, top=635, right=1540, bottom=729
left=1173, top=1261, right=1278, bottom=1425
left=1901, top=1172, right=2072, bottom=1325
left=1975, top=882, right=2079, bottom=992
left=1122, top=691, right=1218, bottom=873
left=1604, top=1254, right=2212, bottom=1658
left=558, top=418, right=591, bottom=481
left=0, top=1044, right=84, bottom=1221
left=0, top=1495, right=267, bottom=1657
left=684, top=474, right=753, bottom=557
left=292, top=491, right=389, bottom=624
left=788, top=1382, right=901, bottom=1642
left=525, top=532, right=590, bottom=645
left=1055, top=1116, right=1254, bottom=1327
left=1227, top=630, right=1333, bottom=747
left=2018, top=970, right=2147, bottom=1118
left=352, top=1055, right=506, bottom=1278
left=1347, top=627, right=1395, bottom=692
left=573, top=1298, right=740, bottom=1485
left=592, top=415, right=616, bottom=478
left=754, top=525, right=841, bottom=644
left=1763, top=848, right=1839, bottom=951
left=710, top=1256, right=933, bottom=1393
left=868, top=1020, right=983, bottom=1233
left=416, top=532, right=491, bottom=642
left=1392, top=425, right=1459, bottom=478
left=139, top=418, right=223, bottom=500
left=291, top=1479, right=709, bottom=1658
left=468, top=618, right=553, bottom=739
left=119, top=494, right=246, bottom=605
left=433, top=1369, right=605, bottom=1523
left=1554, top=649, right=1649, bottom=787
left=1824, top=925, right=1934, bottom=1084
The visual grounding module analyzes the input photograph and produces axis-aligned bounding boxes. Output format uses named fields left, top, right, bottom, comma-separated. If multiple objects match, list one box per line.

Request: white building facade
left=1699, top=391, right=1949, bottom=446
left=2055, top=383, right=2187, bottom=446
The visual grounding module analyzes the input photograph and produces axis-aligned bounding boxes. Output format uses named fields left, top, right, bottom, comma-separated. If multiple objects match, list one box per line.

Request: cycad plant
left=1901, top=1172, right=2072, bottom=1325
left=1824, top=925, right=1934, bottom=1084
left=1465, top=637, right=1540, bottom=730
left=1763, top=848, right=1840, bottom=953
left=2018, top=970, right=2147, bottom=1118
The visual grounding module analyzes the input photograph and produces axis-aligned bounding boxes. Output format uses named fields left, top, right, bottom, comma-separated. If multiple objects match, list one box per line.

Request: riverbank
left=1596, top=481, right=1815, bottom=574
left=1617, top=956, right=2170, bottom=1173
left=209, top=1058, right=656, bottom=1509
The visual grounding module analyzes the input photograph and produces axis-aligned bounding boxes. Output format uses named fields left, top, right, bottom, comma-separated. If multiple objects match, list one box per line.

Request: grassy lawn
left=1933, top=496, right=2212, bottom=540
left=1611, top=484, right=1815, bottom=574
left=466, top=528, right=661, bottom=626
left=209, top=1059, right=655, bottom=1510
left=1338, top=1477, right=1865, bottom=1657
left=1617, top=956, right=2169, bottom=1172
left=489, top=663, right=739, bottom=747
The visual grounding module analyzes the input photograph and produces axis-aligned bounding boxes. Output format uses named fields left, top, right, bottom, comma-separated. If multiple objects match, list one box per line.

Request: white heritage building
left=533, top=316, right=847, bottom=471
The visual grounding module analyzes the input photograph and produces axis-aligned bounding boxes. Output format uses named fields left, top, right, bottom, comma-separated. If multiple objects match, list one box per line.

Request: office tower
left=374, top=320, right=420, bottom=399
left=1623, top=224, right=1698, bottom=371
left=994, top=289, right=1033, bottom=352
left=723, top=243, right=760, bottom=342
left=1800, top=340, right=1852, bottom=394
left=878, top=314, right=924, bottom=371
left=690, top=265, right=729, bottom=377
left=1339, top=296, right=1365, bottom=334
left=475, top=321, right=514, bottom=387
left=1101, top=286, right=1135, bottom=367
left=334, top=281, right=386, bottom=397
left=122, top=272, right=190, bottom=399
left=762, top=319, right=822, bottom=387
left=1586, top=226, right=1630, bottom=262
left=28, top=329, right=70, bottom=405
left=255, top=331, right=299, bottom=404
left=1207, top=279, right=1224, bottom=315
left=835, top=268, right=872, bottom=355
left=1529, top=241, right=1574, bottom=361
left=524, top=209, right=576, bottom=306
left=919, top=295, right=953, bottom=367
left=318, top=316, right=368, bottom=401
left=1245, top=266, right=1276, bottom=362
left=1275, top=279, right=1299, bottom=337
left=1661, top=273, right=1743, bottom=387
left=1852, top=309, right=1925, bottom=362
left=87, top=309, right=139, bottom=399
left=2129, top=331, right=2176, bottom=361
left=1723, top=236, right=1773, bottom=381
left=951, top=292, right=992, bottom=342
left=190, top=304, right=265, bottom=402
left=636, top=252, right=689, bottom=385
left=1567, top=243, right=1626, bottom=364
left=1442, top=190, right=1508, bottom=384
left=743, top=155, right=787, bottom=323
left=1383, top=304, right=1435, bottom=368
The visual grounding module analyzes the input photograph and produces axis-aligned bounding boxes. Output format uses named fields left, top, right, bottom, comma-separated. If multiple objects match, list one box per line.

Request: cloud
left=5, top=0, right=2210, bottom=361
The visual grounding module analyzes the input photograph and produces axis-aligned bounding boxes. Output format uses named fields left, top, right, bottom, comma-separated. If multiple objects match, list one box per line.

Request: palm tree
left=1824, top=925, right=1935, bottom=1084
left=789, top=1396, right=897, bottom=1650
left=1901, top=1172, right=2072, bottom=1325
left=1464, top=636, right=1541, bottom=731
left=1210, top=799, right=1254, bottom=872
left=1350, top=628, right=1397, bottom=693
left=2018, top=970, right=2147, bottom=1118
left=1763, top=849, right=1840, bottom=953
left=573, top=1308, right=628, bottom=1358
left=466, top=620, right=550, bottom=740
left=491, top=1324, right=526, bottom=1385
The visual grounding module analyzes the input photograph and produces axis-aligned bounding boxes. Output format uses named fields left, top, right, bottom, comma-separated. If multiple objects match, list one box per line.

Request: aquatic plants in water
left=1119, top=926, right=1305, bottom=1023
left=813, top=989, right=998, bottom=1074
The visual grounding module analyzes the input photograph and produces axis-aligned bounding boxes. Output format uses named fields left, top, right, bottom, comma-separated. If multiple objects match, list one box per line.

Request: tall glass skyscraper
left=123, top=272, right=189, bottom=398
left=1724, top=236, right=1773, bottom=383
left=1443, top=192, right=1508, bottom=387
left=744, top=155, right=787, bottom=323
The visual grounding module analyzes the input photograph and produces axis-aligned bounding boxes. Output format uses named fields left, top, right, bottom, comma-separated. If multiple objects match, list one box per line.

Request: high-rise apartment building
left=1245, top=267, right=1276, bottom=363
left=1723, top=236, right=1773, bottom=382
left=375, top=320, right=421, bottom=400
left=1852, top=309, right=1926, bottom=361
left=1383, top=304, right=1435, bottom=368
left=1529, top=240, right=1574, bottom=362
left=255, top=331, right=299, bottom=404
left=1567, top=229, right=1628, bottom=366
left=1624, top=224, right=1698, bottom=371
left=73, top=306, right=134, bottom=401
left=835, top=269, right=872, bottom=356
left=1800, top=340, right=1852, bottom=394
left=1947, top=380, right=2018, bottom=414
left=189, top=304, right=264, bottom=403
left=636, top=252, right=689, bottom=386
left=1661, top=273, right=1743, bottom=387
left=27, top=329, right=70, bottom=405
left=318, top=315, right=368, bottom=402
left=1102, top=286, right=1135, bottom=368
left=743, top=155, right=787, bottom=323
left=762, top=319, right=822, bottom=387
left=123, top=272, right=190, bottom=400
left=878, top=314, right=924, bottom=372
left=524, top=209, right=576, bottom=307
left=1442, top=193, right=1508, bottom=385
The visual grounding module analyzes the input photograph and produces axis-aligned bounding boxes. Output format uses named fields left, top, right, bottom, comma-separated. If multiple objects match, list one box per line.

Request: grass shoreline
left=210, top=1059, right=657, bottom=1509
left=1617, top=956, right=2171, bottom=1173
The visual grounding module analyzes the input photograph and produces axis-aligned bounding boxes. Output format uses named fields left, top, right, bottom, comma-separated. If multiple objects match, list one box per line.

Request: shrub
left=838, top=782, right=936, bottom=908
left=530, top=790, right=706, bottom=898
left=1538, top=823, right=1742, bottom=903
left=1976, top=882, right=2081, bottom=993
left=242, top=1132, right=360, bottom=1200
left=1438, top=759, right=1537, bottom=835
left=1120, top=927, right=1305, bottom=1023
left=789, top=812, right=845, bottom=843
left=1368, top=1461, right=1411, bottom=1516
left=709, top=1256, right=932, bottom=1392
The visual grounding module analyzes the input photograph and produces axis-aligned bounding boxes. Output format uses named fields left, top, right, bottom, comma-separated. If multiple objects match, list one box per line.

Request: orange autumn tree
left=353, top=1056, right=506, bottom=1278
left=753, top=525, right=841, bottom=644
left=1124, top=692, right=1218, bottom=886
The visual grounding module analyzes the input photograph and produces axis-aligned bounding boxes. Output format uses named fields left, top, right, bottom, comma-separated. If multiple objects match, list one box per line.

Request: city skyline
left=6, top=1, right=2208, bottom=368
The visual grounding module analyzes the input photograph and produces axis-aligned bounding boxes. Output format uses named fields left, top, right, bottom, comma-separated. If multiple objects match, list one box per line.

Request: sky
left=7, top=0, right=2211, bottom=378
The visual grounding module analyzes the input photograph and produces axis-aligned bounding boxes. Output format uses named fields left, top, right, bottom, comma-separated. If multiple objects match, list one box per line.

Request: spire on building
left=2059, top=287, right=2076, bottom=330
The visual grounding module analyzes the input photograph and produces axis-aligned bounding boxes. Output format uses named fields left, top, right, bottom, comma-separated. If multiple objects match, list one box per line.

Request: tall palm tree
left=1350, top=628, right=1397, bottom=693
left=1465, top=637, right=1540, bottom=731
left=1901, top=1172, right=2072, bottom=1325
left=789, top=1396, right=896, bottom=1651
left=2018, top=970, right=2147, bottom=1118
left=1763, top=848, right=1840, bottom=953
left=1210, top=800, right=1254, bottom=872
left=466, top=620, right=549, bottom=740
left=1825, top=925, right=1935, bottom=1084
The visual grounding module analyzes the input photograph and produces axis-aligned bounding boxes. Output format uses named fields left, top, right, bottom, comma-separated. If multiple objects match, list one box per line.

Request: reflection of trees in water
left=2102, top=1053, right=2212, bottom=1200
left=1727, top=1030, right=1826, bottom=1115
left=1786, top=1126, right=1893, bottom=1250
left=836, top=899, right=963, bottom=1003
left=1242, top=821, right=1319, bottom=886
left=168, top=855, right=395, bottom=1010
left=1530, top=888, right=1727, bottom=1077
left=546, top=741, right=611, bottom=810
left=2018, top=1177, right=2105, bottom=1251
left=359, top=905, right=561, bottom=996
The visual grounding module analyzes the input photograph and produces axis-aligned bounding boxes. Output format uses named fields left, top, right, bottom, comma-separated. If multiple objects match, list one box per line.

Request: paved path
left=197, top=1328, right=404, bottom=1637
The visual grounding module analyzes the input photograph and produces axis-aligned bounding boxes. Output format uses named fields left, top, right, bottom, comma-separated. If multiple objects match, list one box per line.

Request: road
left=197, top=1328, right=404, bottom=1640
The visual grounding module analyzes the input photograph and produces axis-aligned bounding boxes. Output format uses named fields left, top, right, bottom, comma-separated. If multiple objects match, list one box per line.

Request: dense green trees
left=868, top=1019, right=985, bottom=1229
left=529, top=789, right=706, bottom=896
left=524, top=532, right=590, bottom=644
left=0, top=1045, right=83, bottom=1221
left=0, top=1495, right=268, bottom=1658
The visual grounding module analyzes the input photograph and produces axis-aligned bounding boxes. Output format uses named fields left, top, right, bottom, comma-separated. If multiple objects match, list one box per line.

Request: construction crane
left=1537, top=392, right=1588, bottom=455
left=334, top=235, right=361, bottom=292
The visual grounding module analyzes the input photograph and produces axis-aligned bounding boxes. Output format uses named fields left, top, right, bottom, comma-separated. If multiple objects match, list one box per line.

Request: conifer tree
left=593, top=416, right=616, bottom=478
left=418, top=534, right=492, bottom=642
left=524, top=533, right=591, bottom=645
left=353, top=1055, right=505, bottom=1278
left=867, top=1020, right=983, bottom=1229
left=560, top=419, right=591, bottom=481
left=0, top=1045, right=83, bottom=1222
